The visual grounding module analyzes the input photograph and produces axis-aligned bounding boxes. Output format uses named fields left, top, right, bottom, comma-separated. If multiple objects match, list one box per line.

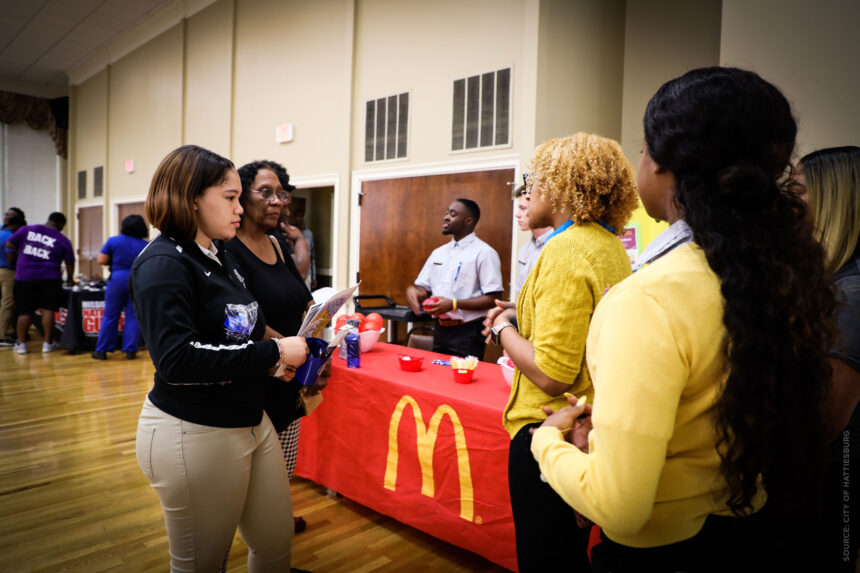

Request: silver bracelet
left=275, top=339, right=286, bottom=367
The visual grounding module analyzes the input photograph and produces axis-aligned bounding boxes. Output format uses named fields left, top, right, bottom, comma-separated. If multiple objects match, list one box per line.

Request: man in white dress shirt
left=406, top=198, right=503, bottom=358
left=511, top=184, right=553, bottom=300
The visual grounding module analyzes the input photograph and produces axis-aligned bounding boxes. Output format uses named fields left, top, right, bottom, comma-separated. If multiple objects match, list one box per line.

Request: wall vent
left=452, top=67, right=511, bottom=151
left=77, top=170, right=86, bottom=199
left=365, top=92, right=409, bottom=162
left=93, top=166, right=103, bottom=197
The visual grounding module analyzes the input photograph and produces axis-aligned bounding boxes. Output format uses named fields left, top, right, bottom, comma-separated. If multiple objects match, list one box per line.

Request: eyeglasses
left=522, top=172, right=534, bottom=195
left=250, top=187, right=290, bottom=202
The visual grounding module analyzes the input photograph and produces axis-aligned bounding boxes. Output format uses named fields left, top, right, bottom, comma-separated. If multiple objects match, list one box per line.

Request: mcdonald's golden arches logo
left=384, top=395, right=474, bottom=522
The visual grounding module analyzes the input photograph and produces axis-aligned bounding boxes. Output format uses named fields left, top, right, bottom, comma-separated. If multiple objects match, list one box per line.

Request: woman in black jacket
left=130, top=145, right=308, bottom=572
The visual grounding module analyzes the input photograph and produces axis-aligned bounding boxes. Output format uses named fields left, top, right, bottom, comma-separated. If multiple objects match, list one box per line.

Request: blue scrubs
left=95, top=234, right=147, bottom=353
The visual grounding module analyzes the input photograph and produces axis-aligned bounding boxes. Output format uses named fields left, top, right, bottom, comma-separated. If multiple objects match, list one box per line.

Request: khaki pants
left=136, top=399, right=293, bottom=572
left=0, top=267, right=14, bottom=339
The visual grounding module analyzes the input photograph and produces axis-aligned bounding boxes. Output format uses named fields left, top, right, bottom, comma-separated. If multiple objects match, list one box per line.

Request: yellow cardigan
left=531, top=243, right=763, bottom=547
left=502, top=222, right=631, bottom=438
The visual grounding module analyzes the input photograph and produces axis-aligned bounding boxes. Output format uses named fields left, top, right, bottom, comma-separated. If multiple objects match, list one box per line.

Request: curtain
left=0, top=91, right=68, bottom=158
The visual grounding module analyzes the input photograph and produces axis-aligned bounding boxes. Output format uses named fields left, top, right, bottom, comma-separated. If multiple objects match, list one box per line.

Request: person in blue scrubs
left=92, top=214, right=148, bottom=360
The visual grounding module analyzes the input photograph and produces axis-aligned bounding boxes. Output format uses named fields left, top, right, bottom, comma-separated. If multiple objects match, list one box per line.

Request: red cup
left=453, top=368, right=474, bottom=384
left=398, top=355, right=424, bottom=372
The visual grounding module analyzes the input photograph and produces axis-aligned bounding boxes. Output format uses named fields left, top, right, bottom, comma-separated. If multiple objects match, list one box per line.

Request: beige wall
left=107, top=25, right=183, bottom=234
left=353, top=0, right=541, bottom=278
left=68, top=68, right=110, bottom=241
left=353, top=0, right=535, bottom=166
left=232, top=0, right=353, bottom=173
left=620, top=0, right=722, bottom=247
left=721, top=0, right=860, bottom=157
left=71, top=70, right=109, bottom=192
left=64, top=0, right=860, bottom=274
left=184, top=0, right=234, bottom=157
left=534, top=0, right=626, bottom=144
left=231, top=0, right=354, bottom=287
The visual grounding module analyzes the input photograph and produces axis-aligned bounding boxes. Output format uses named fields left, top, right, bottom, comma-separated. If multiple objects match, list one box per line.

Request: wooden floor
left=0, top=340, right=509, bottom=572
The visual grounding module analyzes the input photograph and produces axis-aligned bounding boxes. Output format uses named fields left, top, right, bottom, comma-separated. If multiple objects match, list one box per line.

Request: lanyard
left=545, top=220, right=573, bottom=242
left=545, top=219, right=615, bottom=243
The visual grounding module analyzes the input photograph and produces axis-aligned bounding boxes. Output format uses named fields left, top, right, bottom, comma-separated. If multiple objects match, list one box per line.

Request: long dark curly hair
left=644, top=67, right=836, bottom=517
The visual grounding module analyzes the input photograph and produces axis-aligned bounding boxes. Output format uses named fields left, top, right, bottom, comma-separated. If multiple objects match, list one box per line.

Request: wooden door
left=77, top=206, right=103, bottom=279
left=359, top=169, right=514, bottom=306
left=116, top=201, right=146, bottom=235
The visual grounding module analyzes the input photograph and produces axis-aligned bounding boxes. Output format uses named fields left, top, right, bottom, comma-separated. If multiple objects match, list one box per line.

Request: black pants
left=432, top=319, right=485, bottom=358
left=593, top=501, right=840, bottom=573
left=805, top=425, right=859, bottom=573
left=508, top=423, right=590, bottom=572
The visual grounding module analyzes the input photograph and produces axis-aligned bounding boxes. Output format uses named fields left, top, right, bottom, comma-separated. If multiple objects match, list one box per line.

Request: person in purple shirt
left=6, top=212, right=75, bottom=354
left=91, top=214, right=148, bottom=361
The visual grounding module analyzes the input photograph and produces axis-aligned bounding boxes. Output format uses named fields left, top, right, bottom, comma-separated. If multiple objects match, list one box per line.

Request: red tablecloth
left=295, top=342, right=517, bottom=571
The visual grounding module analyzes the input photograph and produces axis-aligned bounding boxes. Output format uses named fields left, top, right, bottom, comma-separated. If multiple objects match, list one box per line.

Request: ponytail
left=645, top=67, right=837, bottom=517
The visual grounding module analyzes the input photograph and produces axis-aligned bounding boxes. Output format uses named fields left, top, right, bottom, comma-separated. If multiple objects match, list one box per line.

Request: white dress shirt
left=415, top=232, right=503, bottom=323
left=512, top=227, right=554, bottom=299
left=631, top=220, right=693, bottom=272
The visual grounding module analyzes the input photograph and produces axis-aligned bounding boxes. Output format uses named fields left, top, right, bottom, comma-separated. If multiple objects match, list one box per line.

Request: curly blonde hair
left=529, top=132, right=638, bottom=233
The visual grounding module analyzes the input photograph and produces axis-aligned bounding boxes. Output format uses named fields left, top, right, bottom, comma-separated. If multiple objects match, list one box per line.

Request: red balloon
left=365, top=312, right=384, bottom=326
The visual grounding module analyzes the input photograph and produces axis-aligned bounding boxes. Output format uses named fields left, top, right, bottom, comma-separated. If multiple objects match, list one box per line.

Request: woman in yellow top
left=530, top=67, right=837, bottom=571
left=484, top=133, right=638, bottom=570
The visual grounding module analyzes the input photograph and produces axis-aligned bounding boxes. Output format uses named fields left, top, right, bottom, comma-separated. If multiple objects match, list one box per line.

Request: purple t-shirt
left=7, top=224, right=75, bottom=282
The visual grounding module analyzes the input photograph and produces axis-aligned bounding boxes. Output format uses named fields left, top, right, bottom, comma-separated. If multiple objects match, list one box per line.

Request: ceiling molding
left=0, top=77, right=68, bottom=99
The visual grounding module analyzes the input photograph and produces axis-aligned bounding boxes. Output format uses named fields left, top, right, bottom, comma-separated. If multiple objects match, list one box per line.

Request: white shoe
left=13, top=342, right=27, bottom=354
left=42, top=341, right=61, bottom=353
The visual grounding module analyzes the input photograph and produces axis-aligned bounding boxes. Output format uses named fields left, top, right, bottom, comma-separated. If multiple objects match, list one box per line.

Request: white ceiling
left=0, top=0, right=174, bottom=97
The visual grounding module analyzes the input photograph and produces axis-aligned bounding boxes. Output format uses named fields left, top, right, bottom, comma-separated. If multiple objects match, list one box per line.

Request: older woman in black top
left=228, top=159, right=323, bottom=535
left=131, top=145, right=309, bottom=571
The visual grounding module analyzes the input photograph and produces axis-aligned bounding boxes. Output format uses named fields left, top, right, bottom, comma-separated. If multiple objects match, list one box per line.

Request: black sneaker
left=0, top=338, right=14, bottom=347
left=126, top=351, right=137, bottom=360
left=294, top=516, right=307, bottom=534
left=91, top=351, right=107, bottom=360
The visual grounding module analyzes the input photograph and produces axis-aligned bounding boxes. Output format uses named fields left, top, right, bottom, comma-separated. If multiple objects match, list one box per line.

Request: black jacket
left=130, top=234, right=280, bottom=427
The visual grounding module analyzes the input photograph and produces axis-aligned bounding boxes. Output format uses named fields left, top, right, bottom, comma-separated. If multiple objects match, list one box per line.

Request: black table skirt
left=55, top=287, right=124, bottom=352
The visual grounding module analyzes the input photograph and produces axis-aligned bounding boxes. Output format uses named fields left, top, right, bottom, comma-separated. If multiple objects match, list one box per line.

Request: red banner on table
left=296, top=342, right=517, bottom=571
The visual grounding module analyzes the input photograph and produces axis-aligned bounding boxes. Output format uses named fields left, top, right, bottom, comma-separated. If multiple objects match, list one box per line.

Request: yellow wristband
left=452, top=298, right=458, bottom=311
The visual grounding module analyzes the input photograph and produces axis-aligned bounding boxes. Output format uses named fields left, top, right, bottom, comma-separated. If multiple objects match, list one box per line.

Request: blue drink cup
left=295, top=337, right=333, bottom=386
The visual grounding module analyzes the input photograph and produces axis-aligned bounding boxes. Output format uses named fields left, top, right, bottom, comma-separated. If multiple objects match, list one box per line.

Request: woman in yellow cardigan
left=485, top=133, right=638, bottom=570
left=530, top=68, right=837, bottom=571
